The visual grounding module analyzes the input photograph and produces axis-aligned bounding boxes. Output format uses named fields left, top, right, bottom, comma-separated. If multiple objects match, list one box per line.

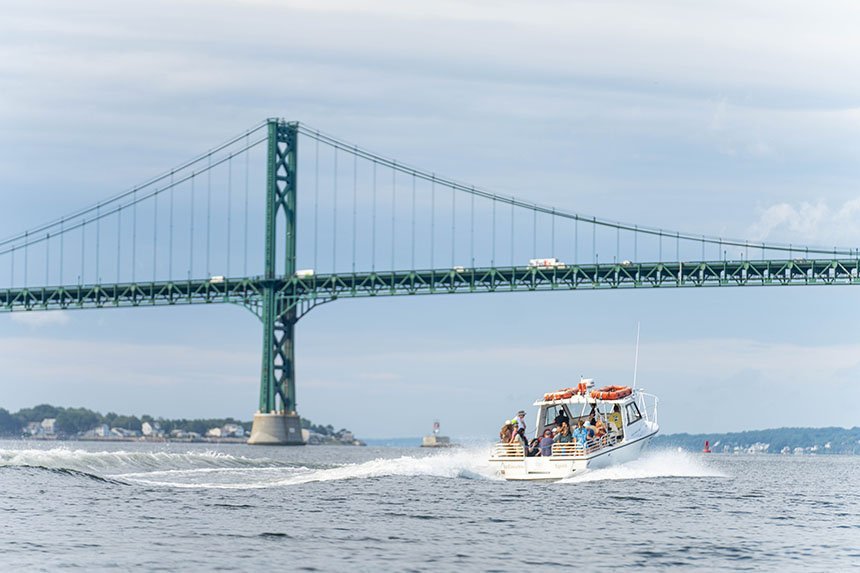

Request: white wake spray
left=0, top=447, right=276, bottom=475
left=558, top=449, right=728, bottom=484
left=116, top=446, right=501, bottom=489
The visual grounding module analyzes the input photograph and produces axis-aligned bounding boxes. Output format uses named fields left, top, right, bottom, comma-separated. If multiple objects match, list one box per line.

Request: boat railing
left=491, top=442, right=525, bottom=459
left=551, top=433, right=620, bottom=458
left=492, top=432, right=622, bottom=460
left=636, top=392, right=659, bottom=424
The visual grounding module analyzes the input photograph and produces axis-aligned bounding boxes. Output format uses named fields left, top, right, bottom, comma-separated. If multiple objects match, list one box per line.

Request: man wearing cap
left=510, top=410, right=528, bottom=455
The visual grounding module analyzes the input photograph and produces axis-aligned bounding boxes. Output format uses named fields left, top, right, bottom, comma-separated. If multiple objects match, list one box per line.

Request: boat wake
left=0, top=446, right=500, bottom=489
left=118, top=448, right=501, bottom=489
left=0, top=446, right=724, bottom=489
left=558, top=449, right=727, bottom=484
left=0, top=447, right=281, bottom=478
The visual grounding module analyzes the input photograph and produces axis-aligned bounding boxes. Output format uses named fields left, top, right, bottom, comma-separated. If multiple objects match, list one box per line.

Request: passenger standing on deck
left=511, top=410, right=528, bottom=452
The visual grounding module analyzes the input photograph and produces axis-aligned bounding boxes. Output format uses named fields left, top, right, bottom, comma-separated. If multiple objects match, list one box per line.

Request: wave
left=118, top=447, right=501, bottom=489
left=558, top=449, right=728, bottom=484
left=0, top=464, right=128, bottom=485
left=0, top=447, right=281, bottom=476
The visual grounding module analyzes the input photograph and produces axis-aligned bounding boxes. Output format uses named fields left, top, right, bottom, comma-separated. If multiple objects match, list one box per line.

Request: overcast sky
left=1, top=1, right=859, bottom=438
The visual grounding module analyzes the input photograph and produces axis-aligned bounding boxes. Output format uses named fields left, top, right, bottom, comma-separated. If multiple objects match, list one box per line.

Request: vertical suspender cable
left=658, top=230, right=663, bottom=262
left=314, top=136, right=319, bottom=271
left=352, top=151, right=357, bottom=273
left=372, top=161, right=377, bottom=271
left=490, top=196, right=495, bottom=266
left=10, top=246, right=14, bottom=287
left=470, top=188, right=474, bottom=266
left=532, top=207, right=537, bottom=259
left=206, top=156, right=212, bottom=277
left=60, top=218, right=64, bottom=284
left=117, top=208, right=122, bottom=282
left=95, top=205, right=100, bottom=282
left=226, top=158, right=232, bottom=276
left=243, top=137, right=249, bottom=277
left=574, top=217, right=579, bottom=265
left=634, top=226, right=638, bottom=261
left=430, top=176, right=435, bottom=269
left=509, top=200, right=514, bottom=266
left=169, top=172, right=174, bottom=279
left=133, top=190, right=138, bottom=283
left=592, top=217, right=596, bottom=264
left=22, top=232, right=28, bottom=285
left=677, top=232, right=681, bottom=262
left=332, top=148, right=338, bottom=273
left=153, top=188, right=159, bottom=281
left=411, top=174, right=416, bottom=269
left=551, top=209, right=556, bottom=257
left=450, top=185, right=455, bottom=266
left=45, top=233, right=50, bottom=285
left=616, top=226, right=620, bottom=264
left=190, top=174, right=195, bottom=278
left=391, top=165, right=396, bottom=270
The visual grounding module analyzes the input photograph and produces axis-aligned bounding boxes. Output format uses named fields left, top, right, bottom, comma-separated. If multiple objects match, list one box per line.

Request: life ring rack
left=590, top=385, right=633, bottom=401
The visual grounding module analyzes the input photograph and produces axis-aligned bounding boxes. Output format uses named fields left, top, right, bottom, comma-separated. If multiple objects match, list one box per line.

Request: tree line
left=0, top=404, right=349, bottom=438
left=653, top=426, right=860, bottom=454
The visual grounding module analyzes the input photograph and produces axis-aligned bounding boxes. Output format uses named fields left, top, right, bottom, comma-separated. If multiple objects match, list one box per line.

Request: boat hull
left=491, top=432, right=656, bottom=481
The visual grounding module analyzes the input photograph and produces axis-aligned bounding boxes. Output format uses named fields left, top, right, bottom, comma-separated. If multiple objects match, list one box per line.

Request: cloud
left=747, top=197, right=860, bottom=247
left=9, top=312, right=70, bottom=328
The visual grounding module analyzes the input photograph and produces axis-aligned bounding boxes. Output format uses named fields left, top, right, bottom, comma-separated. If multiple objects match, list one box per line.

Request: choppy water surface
left=1, top=440, right=858, bottom=571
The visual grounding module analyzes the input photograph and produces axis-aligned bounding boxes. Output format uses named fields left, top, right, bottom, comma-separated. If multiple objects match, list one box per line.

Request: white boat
left=489, top=380, right=659, bottom=481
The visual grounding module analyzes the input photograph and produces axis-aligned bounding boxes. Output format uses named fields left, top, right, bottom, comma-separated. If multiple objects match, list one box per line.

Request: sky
left=1, top=0, right=859, bottom=438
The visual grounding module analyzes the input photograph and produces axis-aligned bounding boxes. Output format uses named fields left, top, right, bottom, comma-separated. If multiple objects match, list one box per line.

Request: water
left=1, top=440, right=858, bottom=571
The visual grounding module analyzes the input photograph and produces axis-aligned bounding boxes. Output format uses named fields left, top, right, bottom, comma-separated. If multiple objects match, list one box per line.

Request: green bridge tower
left=247, top=119, right=305, bottom=445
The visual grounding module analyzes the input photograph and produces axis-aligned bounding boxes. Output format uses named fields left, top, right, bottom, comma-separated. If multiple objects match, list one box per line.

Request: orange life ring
left=590, top=385, right=633, bottom=400
left=545, top=388, right=576, bottom=401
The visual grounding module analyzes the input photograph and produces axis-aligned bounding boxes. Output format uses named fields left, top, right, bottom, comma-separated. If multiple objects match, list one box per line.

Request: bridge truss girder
left=2, top=259, right=859, bottom=314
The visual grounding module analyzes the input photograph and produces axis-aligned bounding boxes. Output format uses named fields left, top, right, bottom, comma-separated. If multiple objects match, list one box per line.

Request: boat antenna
left=632, top=322, right=641, bottom=389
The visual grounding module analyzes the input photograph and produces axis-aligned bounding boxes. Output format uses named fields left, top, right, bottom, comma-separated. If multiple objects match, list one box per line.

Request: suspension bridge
left=1, top=119, right=858, bottom=444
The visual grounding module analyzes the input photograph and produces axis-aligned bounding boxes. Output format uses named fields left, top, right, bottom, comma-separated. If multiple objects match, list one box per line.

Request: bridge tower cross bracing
left=248, top=119, right=304, bottom=445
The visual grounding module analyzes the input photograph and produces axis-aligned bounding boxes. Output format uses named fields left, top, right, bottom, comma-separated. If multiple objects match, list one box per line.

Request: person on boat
left=608, top=405, right=623, bottom=433
left=527, top=438, right=541, bottom=457
left=555, top=421, right=573, bottom=443
left=499, top=422, right=514, bottom=443
left=572, top=420, right=587, bottom=446
left=553, top=408, right=569, bottom=428
left=594, top=417, right=607, bottom=439
left=510, top=411, right=528, bottom=453
left=585, top=416, right=597, bottom=440
left=538, top=429, right=554, bottom=457
left=515, top=410, right=527, bottom=433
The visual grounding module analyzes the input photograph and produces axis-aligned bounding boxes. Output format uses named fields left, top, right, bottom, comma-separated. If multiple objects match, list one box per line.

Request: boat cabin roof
left=533, top=393, right=635, bottom=407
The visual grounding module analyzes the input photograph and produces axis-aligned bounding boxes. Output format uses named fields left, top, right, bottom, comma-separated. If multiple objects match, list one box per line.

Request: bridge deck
left=2, top=259, right=858, bottom=313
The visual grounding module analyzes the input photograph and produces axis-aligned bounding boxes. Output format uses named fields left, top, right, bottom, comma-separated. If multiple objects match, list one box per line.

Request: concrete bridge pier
left=248, top=412, right=304, bottom=445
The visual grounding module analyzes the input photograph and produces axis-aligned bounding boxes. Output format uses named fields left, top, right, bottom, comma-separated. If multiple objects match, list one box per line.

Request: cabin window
left=625, top=403, right=642, bottom=425
left=544, top=406, right=564, bottom=426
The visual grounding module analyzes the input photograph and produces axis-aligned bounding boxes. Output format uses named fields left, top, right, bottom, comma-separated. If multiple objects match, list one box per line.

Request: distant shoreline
left=0, top=436, right=365, bottom=446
